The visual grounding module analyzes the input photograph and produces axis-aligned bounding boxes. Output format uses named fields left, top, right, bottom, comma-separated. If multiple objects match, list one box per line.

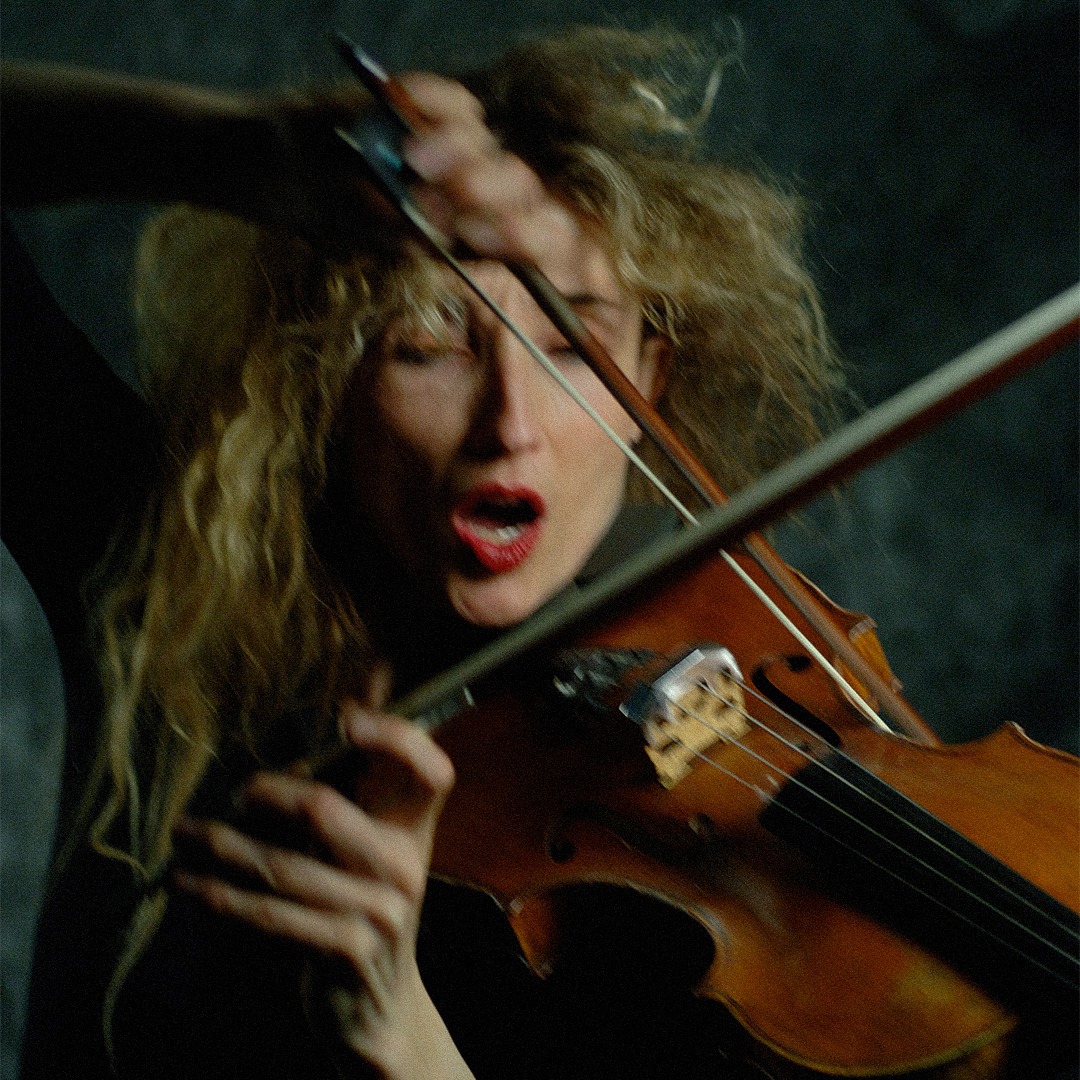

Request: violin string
left=341, top=58, right=1077, bottom=1001
left=659, top=718, right=1076, bottom=985
left=410, top=207, right=1072, bottom=962
left=657, top=680, right=1076, bottom=964
left=729, top=681, right=1073, bottom=941
left=442, top=248, right=1070, bottom=954
left=648, top=715, right=788, bottom=799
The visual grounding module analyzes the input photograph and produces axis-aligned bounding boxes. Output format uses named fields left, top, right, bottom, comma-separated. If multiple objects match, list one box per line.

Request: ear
left=637, top=334, right=673, bottom=404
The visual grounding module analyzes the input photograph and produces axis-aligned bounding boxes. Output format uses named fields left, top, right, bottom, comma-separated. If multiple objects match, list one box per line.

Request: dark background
left=1, top=1, right=1076, bottom=1074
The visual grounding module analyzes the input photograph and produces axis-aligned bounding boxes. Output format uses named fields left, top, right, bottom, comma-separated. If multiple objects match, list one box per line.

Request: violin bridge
left=623, top=648, right=748, bottom=789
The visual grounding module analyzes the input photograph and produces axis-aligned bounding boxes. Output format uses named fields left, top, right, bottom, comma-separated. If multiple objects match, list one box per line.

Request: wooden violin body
left=429, top=550, right=1080, bottom=1077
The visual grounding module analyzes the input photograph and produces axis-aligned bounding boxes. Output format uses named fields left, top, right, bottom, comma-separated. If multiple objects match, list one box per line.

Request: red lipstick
left=451, top=484, right=545, bottom=573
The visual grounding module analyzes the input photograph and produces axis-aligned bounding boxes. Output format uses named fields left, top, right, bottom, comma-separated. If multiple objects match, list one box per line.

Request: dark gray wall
left=2, top=1, right=1076, bottom=1074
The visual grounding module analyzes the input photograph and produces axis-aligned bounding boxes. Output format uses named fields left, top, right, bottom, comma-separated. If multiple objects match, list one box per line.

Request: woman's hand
left=396, top=72, right=579, bottom=269
left=172, top=702, right=473, bottom=1080
left=205, top=70, right=579, bottom=266
left=263, top=70, right=579, bottom=267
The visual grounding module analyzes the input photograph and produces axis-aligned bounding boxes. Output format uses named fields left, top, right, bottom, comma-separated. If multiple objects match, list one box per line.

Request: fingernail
left=403, top=136, right=453, bottom=182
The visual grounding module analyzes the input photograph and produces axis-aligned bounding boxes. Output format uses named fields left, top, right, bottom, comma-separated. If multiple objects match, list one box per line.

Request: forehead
left=383, top=234, right=637, bottom=343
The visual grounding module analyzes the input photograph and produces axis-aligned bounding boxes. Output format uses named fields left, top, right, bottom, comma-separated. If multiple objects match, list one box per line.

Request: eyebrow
left=565, top=292, right=622, bottom=310
left=562, top=292, right=628, bottom=333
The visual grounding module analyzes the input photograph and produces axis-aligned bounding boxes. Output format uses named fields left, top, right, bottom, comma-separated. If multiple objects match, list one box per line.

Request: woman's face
left=339, top=234, right=666, bottom=628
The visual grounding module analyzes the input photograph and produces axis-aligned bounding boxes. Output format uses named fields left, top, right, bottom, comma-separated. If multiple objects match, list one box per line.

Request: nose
left=463, top=331, right=545, bottom=459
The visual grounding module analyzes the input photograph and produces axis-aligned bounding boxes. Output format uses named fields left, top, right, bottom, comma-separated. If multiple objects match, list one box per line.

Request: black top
left=3, top=219, right=756, bottom=1080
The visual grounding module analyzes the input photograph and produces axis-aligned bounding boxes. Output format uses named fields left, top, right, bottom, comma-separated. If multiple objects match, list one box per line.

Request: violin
left=424, top=547, right=1078, bottom=1076
left=321, top=39, right=1080, bottom=1078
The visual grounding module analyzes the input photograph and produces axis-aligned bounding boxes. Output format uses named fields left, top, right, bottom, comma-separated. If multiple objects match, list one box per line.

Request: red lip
left=451, top=484, right=546, bottom=574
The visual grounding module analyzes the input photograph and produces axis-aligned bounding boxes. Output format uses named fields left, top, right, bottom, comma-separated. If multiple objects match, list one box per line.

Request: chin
left=446, top=573, right=558, bottom=629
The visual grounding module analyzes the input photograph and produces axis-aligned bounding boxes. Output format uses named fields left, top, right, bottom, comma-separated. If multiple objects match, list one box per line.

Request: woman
left=1, top=26, right=955, bottom=1080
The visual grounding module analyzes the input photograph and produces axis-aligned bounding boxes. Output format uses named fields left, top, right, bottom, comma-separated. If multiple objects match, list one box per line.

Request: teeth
left=470, top=523, right=525, bottom=544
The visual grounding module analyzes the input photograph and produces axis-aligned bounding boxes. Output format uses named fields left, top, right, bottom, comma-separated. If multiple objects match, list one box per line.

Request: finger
left=370, top=72, right=562, bottom=263
left=402, top=119, right=500, bottom=184
left=172, top=868, right=413, bottom=972
left=396, top=74, right=494, bottom=185
left=435, top=154, right=547, bottom=260
left=407, top=136, right=578, bottom=265
left=363, top=666, right=393, bottom=712
left=174, top=816, right=425, bottom=913
left=396, top=72, right=485, bottom=129
left=439, top=149, right=544, bottom=215
left=338, top=705, right=455, bottom=827
left=408, top=160, right=536, bottom=261
left=240, top=771, right=432, bottom=892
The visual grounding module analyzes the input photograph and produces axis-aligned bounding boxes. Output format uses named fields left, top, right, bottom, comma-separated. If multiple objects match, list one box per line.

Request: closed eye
left=393, top=345, right=442, bottom=367
left=545, top=344, right=582, bottom=362
left=393, top=344, right=464, bottom=365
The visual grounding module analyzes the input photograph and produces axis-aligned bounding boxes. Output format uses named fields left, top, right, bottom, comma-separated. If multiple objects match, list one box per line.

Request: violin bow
left=330, top=35, right=1080, bottom=740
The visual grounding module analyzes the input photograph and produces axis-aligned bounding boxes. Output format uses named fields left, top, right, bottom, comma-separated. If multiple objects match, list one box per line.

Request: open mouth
left=451, top=485, right=545, bottom=573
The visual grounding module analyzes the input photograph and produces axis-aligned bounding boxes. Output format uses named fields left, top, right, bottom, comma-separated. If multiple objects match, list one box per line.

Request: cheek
left=372, top=365, right=474, bottom=470
left=553, top=359, right=651, bottom=525
left=560, top=363, right=645, bottom=452
left=343, top=392, right=450, bottom=512
left=556, top=408, right=634, bottom=529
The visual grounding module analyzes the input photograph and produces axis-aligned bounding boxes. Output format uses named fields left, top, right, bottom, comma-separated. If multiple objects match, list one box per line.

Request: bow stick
left=330, top=35, right=1079, bottom=739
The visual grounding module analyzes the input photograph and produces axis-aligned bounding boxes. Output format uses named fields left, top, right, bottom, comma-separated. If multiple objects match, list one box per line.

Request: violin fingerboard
left=760, top=751, right=1080, bottom=1027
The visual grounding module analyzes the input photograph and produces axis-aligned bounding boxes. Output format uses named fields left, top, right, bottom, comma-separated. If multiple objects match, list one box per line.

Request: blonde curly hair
left=85, top=25, right=843, bottom=955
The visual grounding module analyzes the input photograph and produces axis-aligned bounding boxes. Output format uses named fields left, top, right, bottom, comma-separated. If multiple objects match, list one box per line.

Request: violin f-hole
left=752, top=654, right=841, bottom=747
